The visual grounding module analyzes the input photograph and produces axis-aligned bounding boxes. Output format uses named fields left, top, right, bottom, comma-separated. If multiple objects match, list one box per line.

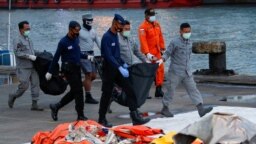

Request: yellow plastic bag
left=150, top=131, right=203, bottom=144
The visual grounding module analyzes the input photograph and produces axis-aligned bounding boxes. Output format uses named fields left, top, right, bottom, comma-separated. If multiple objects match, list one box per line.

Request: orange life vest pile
left=31, top=120, right=163, bottom=144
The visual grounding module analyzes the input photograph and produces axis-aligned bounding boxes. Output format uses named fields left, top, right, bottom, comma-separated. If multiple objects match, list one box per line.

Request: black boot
left=196, top=103, right=213, bottom=117
left=49, top=102, right=62, bottom=121
left=130, top=110, right=150, bottom=125
left=155, top=86, right=164, bottom=98
left=31, top=100, right=44, bottom=111
left=98, top=116, right=113, bottom=127
left=8, top=94, right=16, bottom=108
left=85, top=93, right=99, bottom=104
left=77, top=115, right=88, bottom=121
left=161, top=106, right=174, bottom=117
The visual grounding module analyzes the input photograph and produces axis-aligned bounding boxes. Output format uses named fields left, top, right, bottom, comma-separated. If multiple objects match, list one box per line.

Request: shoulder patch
left=139, top=29, right=145, bottom=35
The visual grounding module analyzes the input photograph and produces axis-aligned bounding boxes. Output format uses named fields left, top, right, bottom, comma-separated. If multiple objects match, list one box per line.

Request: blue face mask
left=149, top=16, right=156, bottom=22
left=182, top=32, right=191, bottom=39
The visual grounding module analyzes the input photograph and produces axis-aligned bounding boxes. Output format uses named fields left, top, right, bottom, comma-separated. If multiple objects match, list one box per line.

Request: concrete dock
left=0, top=78, right=255, bottom=144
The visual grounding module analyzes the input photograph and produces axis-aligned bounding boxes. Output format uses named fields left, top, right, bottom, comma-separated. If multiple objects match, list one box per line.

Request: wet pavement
left=0, top=79, right=255, bottom=144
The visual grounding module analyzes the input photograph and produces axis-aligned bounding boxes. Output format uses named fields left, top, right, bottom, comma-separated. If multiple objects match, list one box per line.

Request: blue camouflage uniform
left=11, top=34, right=40, bottom=101
left=162, top=36, right=203, bottom=107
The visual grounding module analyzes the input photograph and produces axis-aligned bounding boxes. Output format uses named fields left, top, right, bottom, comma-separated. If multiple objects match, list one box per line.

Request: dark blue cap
left=114, top=14, right=125, bottom=25
left=145, top=8, right=156, bottom=16
left=69, top=21, right=81, bottom=29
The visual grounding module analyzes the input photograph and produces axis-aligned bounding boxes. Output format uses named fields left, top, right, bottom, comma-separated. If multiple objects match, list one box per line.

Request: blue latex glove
left=123, top=63, right=129, bottom=68
left=118, top=66, right=129, bottom=78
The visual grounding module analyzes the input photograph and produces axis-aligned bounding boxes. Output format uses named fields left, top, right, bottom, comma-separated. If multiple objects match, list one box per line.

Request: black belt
left=81, top=50, right=94, bottom=55
left=63, top=61, right=80, bottom=66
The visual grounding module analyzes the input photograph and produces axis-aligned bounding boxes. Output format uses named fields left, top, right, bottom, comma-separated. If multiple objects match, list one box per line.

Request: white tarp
left=174, top=112, right=256, bottom=144
left=145, top=106, right=256, bottom=133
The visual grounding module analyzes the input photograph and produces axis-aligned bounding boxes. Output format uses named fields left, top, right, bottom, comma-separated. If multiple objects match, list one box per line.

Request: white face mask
left=23, top=30, right=30, bottom=37
left=149, top=16, right=156, bottom=22
left=122, top=30, right=131, bottom=38
left=182, top=32, right=191, bottom=39
left=86, top=20, right=93, bottom=26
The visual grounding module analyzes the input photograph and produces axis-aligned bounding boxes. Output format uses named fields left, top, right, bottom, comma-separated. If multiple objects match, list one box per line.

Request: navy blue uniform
left=49, top=35, right=87, bottom=73
left=48, top=35, right=87, bottom=118
left=99, top=29, right=137, bottom=120
left=101, top=29, right=124, bottom=68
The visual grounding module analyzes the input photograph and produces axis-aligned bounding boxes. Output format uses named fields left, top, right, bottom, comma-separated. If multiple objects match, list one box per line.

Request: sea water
left=0, top=5, right=255, bottom=75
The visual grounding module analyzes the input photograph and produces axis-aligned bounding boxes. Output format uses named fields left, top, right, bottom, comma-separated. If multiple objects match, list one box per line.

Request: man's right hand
left=146, top=53, right=157, bottom=61
left=45, top=72, right=52, bottom=81
left=118, top=66, right=129, bottom=78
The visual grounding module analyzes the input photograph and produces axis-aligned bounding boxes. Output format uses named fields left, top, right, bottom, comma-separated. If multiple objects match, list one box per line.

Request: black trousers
left=99, top=60, right=137, bottom=118
left=58, top=62, right=84, bottom=116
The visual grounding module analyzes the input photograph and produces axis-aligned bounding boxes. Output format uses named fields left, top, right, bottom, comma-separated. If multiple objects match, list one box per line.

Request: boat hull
left=0, top=0, right=202, bottom=9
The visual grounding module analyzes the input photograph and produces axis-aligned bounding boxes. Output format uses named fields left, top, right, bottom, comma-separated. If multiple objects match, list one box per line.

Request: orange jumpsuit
left=138, top=20, right=165, bottom=86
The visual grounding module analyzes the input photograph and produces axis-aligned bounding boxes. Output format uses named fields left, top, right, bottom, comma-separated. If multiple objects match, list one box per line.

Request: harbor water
left=0, top=5, right=255, bottom=75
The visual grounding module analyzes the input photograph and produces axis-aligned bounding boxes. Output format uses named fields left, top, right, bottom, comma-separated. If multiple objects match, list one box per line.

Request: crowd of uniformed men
left=8, top=8, right=213, bottom=127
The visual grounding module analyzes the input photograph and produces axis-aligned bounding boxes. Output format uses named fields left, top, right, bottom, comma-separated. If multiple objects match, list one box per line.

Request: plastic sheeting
left=113, top=63, right=158, bottom=107
left=34, top=51, right=67, bottom=95
left=174, top=112, right=256, bottom=144
left=94, top=56, right=158, bottom=108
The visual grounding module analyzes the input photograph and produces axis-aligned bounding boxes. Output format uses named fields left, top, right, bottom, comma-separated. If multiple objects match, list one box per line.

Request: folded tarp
left=174, top=112, right=256, bottom=144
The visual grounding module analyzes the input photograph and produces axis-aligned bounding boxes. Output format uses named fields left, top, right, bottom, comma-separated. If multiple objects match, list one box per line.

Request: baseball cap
left=145, top=8, right=156, bottom=16
left=69, top=21, right=81, bottom=29
left=114, top=14, right=125, bottom=25
left=82, top=13, right=93, bottom=20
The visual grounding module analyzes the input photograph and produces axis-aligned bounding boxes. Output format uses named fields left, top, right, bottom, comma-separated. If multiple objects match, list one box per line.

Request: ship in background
left=1, top=0, right=256, bottom=9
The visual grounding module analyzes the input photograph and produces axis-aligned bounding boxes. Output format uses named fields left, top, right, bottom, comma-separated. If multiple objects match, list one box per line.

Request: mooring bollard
left=192, top=41, right=235, bottom=75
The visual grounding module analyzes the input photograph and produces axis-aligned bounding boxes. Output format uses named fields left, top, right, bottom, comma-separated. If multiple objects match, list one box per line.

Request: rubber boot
left=161, top=106, right=174, bottom=117
left=98, top=116, right=113, bottom=127
left=130, top=110, right=150, bottom=125
left=155, top=86, right=164, bottom=98
left=31, top=100, right=44, bottom=111
left=85, top=93, right=99, bottom=104
left=197, top=103, right=213, bottom=117
left=147, top=95, right=152, bottom=99
left=8, top=94, right=16, bottom=108
left=49, top=102, right=62, bottom=121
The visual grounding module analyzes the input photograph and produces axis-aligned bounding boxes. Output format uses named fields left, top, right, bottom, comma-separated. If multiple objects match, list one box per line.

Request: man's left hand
left=28, top=55, right=37, bottom=61
left=87, top=55, right=94, bottom=62
left=156, top=59, right=163, bottom=66
left=123, top=63, right=129, bottom=68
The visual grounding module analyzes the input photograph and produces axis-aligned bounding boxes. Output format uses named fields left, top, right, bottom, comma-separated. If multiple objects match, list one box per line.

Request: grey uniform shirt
left=118, top=34, right=147, bottom=65
left=79, top=27, right=100, bottom=52
left=13, top=34, right=35, bottom=68
left=163, top=36, right=193, bottom=76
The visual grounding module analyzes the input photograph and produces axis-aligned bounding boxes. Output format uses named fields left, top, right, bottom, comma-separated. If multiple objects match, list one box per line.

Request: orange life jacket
left=112, top=125, right=163, bottom=144
left=31, top=120, right=105, bottom=144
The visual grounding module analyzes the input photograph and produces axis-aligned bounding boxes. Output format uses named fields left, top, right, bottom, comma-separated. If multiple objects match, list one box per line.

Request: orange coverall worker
left=138, top=20, right=165, bottom=87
